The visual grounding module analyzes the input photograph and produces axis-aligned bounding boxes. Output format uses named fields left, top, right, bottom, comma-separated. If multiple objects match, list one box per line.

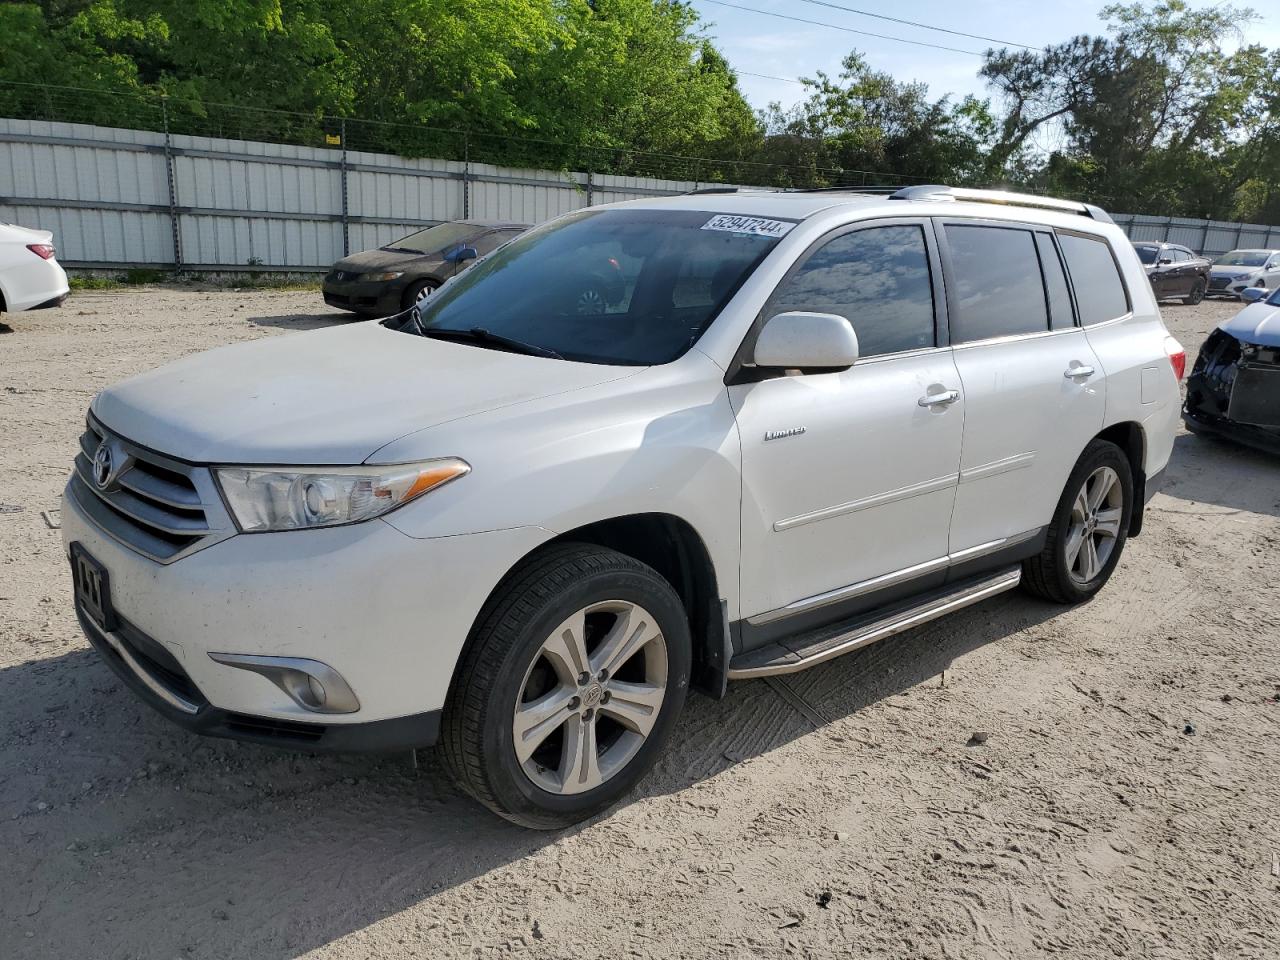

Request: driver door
left=729, top=220, right=964, bottom=624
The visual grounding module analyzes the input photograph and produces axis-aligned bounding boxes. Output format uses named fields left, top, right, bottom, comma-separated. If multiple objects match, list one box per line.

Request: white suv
left=62, top=186, right=1184, bottom=827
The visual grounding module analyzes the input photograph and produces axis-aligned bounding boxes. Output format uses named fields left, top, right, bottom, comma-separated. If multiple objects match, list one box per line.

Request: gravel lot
left=1, top=288, right=1278, bottom=960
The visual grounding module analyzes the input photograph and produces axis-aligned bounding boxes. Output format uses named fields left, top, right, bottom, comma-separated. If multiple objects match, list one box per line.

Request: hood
left=330, top=248, right=437, bottom=273
left=3, top=223, right=53, bottom=245
left=1220, top=302, right=1280, bottom=348
left=1210, top=265, right=1259, bottom=278
left=92, top=323, right=636, bottom=464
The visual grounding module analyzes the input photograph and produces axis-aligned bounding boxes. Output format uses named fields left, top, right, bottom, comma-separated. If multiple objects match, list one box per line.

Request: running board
left=727, top=567, right=1021, bottom=680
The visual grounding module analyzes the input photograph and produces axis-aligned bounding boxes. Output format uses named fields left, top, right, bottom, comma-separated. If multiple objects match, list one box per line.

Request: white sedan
left=0, top=221, right=70, bottom=319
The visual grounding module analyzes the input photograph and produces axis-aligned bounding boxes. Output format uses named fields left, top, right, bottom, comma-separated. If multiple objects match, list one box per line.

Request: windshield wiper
left=422, top=326, right=564, bottom=360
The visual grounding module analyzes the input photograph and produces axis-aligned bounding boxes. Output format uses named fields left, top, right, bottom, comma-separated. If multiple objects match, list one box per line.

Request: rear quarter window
left=1058, top=232, right=1131, bottom=325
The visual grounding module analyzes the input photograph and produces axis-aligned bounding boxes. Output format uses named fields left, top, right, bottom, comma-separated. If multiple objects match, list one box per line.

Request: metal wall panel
left=11, top=117, right=1275, bottom=271
left=1112, top=213, right=1280, bottom=258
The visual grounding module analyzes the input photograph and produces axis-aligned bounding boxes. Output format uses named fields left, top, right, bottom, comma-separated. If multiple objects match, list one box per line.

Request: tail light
left=27, top=243, right=56, bottom=260
left=1165, top=335, right=1186, bottom=381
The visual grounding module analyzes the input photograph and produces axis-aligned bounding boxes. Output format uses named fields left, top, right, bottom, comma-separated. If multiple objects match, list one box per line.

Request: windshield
left=1215, top=250, right=1269, bottom=267
left=385, top=222, right=477, bottom=255
left=1134, top=245, right=1159, bottom=265
left=385, top=208, right=789, bottom=365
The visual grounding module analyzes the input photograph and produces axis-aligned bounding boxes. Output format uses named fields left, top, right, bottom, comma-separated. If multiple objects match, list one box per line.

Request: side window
left=944, top=224, right=1048, bottom=343
left=1035, top=233, right=1075, bottom=330
left=1057, top=232, right=1130, bottom=325
left=1170, top=249, right=1189, bottom=263
left=470, top=232, right=504, bottom=256
left=769, top=224, right=935, bottom=357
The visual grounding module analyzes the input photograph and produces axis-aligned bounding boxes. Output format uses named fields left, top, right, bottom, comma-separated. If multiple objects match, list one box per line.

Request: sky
left=690, top=0, right=1280, bottom=114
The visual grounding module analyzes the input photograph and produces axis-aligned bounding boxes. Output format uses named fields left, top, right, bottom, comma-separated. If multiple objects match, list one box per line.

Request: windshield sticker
left=701, top=214, right=795, bottom=239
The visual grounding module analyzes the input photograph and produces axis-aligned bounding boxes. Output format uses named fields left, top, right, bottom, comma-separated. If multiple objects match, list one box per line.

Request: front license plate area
left=71, top=542, right=116, bottom=631
left=1228, top=366, right=1280, bottom=427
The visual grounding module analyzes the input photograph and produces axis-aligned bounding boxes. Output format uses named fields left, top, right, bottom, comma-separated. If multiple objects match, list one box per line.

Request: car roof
left=605, top=189, right=1119, bottom=236
left=461, top=219, right=529, bottom=229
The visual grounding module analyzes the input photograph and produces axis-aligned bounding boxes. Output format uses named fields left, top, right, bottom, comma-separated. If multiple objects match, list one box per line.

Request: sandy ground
left=1, top=288, right=1277, bottom=960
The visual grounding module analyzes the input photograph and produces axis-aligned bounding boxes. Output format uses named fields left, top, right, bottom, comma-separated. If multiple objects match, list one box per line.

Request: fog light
left=208, top=653, right=360, bottom=714
left=306, top=674, right=327, bottom=706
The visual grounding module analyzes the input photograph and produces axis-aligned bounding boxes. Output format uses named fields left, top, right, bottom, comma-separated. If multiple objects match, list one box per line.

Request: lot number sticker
left=701, top=215, right=796, bottom=239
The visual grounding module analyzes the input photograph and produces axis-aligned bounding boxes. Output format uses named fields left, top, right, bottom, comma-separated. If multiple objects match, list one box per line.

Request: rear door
left=938, top=220, right=1106, bottom=553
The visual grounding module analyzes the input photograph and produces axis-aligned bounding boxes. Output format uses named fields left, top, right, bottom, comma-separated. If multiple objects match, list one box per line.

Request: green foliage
left=980, top=1, right=1278, bottom=218
left=0, top=1, right=1275, bottom=214
left=755, top=53, right=995, bottom=186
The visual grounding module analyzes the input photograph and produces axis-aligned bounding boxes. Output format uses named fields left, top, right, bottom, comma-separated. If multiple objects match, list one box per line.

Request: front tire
left=401, top=279, right=438, bottom=311
left=1022, top=440, right=1134, bottom=604
left=441, top=544, right=691, bottom=829
left=1183, top=278, right=1206, bottom=305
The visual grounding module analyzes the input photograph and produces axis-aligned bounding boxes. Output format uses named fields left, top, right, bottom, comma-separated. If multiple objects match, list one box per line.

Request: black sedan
left=1132, top=242, right=1212, bottom=305
left=323, top=220, right=528, bottom=317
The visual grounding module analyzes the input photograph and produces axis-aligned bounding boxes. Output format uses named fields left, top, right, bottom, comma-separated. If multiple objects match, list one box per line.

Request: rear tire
left=1183, top=278, right=1206, bottom=305
left=1022, top=440, right=1133, bottom=604
left=441, top=543, right=691, bottom=829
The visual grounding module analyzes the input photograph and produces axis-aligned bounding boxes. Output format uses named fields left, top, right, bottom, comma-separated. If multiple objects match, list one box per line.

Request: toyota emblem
left=92, top=440, right=114, bottom=489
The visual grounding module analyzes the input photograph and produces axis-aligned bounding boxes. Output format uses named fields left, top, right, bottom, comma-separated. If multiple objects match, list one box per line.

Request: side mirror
left=1157, top=258, right=1172, bottom=265
left=448, top=246, right=478, bottom=264
left=752, top=311, right=860, bottom=369
left=1240, top=287, right=1267, bottom=303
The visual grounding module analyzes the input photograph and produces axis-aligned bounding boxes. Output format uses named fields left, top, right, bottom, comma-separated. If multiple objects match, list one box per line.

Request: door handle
left=1064, top=364, right=1095, bottom=380
left=918, top=389, right=960, bottom=407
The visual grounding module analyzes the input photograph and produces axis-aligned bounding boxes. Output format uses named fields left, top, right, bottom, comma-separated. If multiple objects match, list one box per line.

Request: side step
left=727, top=567, right=1022, bottom=679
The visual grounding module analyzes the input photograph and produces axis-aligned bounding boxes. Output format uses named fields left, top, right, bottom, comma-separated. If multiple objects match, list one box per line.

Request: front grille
left=71, top=418, right=235, bottom=563
left=1209, top=276, right=1232, bottom=290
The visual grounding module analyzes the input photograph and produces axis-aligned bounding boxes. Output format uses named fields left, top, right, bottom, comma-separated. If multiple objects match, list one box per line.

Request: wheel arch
left=453, top=512, right=732, bottom=703
left=1094, top=421, right=1147, bottom=536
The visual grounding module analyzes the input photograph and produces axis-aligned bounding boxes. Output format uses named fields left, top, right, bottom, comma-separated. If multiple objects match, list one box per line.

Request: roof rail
left=684, top=186, right=778, bottom=195
left=790, top=186, right=900, bottom=195
left=889, top=185, right=1115, bottom=224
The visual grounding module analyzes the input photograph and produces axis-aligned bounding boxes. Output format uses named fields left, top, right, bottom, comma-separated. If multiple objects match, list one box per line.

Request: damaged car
left=1184, top=286, right=1280, bottom=454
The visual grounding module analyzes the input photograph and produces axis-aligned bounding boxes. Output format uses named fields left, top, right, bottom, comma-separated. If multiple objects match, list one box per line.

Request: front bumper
left=321, top=277, right=404, bottom=315
left=1208, top=276, right=1264, bottom=298
left=76, top=605, right=442, bottom=752
left=1184, top=409, right=1280, bottom=456
left=62, top=481, right=550, bottom=748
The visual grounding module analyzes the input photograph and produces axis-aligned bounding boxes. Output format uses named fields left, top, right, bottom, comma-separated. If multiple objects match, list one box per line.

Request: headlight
left=361, top=271, right=404, bottom=282
left=215, top=459, right=469, bottom=532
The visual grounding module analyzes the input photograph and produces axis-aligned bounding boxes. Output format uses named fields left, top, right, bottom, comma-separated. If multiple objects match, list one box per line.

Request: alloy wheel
left=575, top=288, right=605, bottom=315
left=415, top=284, right=435, bottom=303
left=513, top=600, right=667, bottom=795
left=1066, top=466, right=1124, bottom=585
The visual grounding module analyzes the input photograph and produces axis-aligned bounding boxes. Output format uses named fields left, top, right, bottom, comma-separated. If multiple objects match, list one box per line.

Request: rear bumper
left=76, top=605, right=441, bottom=752
left=32, top=291, right=69, bottom=310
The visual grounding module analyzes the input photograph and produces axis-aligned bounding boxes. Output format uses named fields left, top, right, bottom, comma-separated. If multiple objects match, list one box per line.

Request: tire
left=441, top=543, right=691, bottom=829
left=1022, top=440, right=1134, bottom=604
left=1183, top=278, right=1206, bottom=305
left=401, top=279, right=438, bottom=311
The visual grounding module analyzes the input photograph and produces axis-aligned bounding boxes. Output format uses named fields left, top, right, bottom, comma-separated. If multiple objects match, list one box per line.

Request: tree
left=754, top=53, right=994, bottom=187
